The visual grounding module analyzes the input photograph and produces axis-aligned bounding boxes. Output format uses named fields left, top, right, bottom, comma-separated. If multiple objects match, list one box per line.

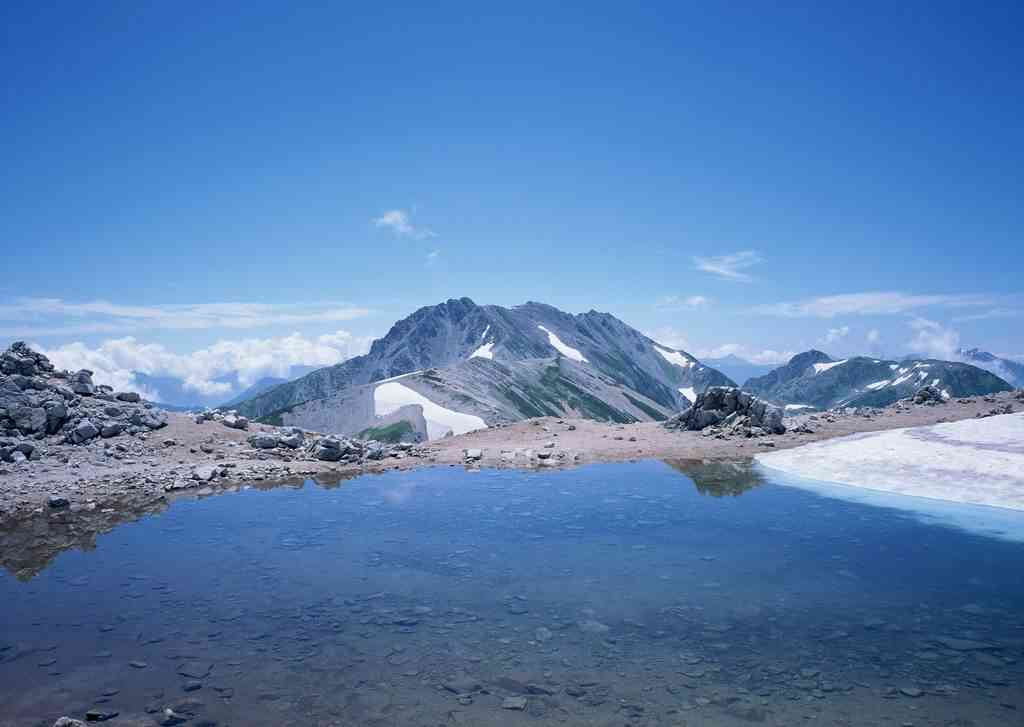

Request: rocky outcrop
left=913, top=385, right=946, bottom=405
left=664, top=386, right=785, bottom=436
left=0, top=342, right=165, bottom=463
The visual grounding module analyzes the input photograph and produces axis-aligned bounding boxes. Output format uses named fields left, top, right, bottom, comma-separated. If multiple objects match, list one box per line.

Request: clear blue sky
left=1, top=1, right=1022, bottom=372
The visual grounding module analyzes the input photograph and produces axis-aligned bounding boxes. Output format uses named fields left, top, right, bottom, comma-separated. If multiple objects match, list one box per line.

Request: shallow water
left=1, top=460, right=1023, bottom=726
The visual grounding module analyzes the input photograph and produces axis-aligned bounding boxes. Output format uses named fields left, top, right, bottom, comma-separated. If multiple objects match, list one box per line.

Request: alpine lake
left=1, top=460, right=1022, bottom=726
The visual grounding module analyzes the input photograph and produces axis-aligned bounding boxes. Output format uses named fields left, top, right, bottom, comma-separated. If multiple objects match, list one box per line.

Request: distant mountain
left=745, top=350, right=1012, bottom=410
left=134, top=366, right=317, bottom=410
left=233, top=298, right=735, bottom=438
left=957, top=348, right=1024, bottom=388
left=702, top=354, right=787, bottom=388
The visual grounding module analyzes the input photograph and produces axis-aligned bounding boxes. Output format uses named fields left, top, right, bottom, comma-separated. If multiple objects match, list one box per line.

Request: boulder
left=52, top=719, right=87, bottom=727
left=248, top=433, right=280, bottom=449
left=72, top=419, right=100, bottom=443
left=115, top=391, right=141, bottom=403
left=70, top=369, right=96, bottom=396
left=192, top=464, right=218, bottom=482
left=100, top=422, right=125, bottom=438
left=279, top=430, right=304, bottom=449
left=313, top=436, right=348, bottom=461
left=665, top=386, right=786, bottom=435
left=913, top=385, right=945, bottom=405
left=222, top=414, right=249, bottom=431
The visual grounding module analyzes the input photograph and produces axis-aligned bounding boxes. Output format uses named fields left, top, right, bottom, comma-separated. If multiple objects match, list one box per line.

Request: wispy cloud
left=656, top=295, right=710, bottom=311
left=0, top=298, right=371, bottom=338
left=822, top=326, right=849, bottom=344
left=908, top=317, right=960, bottom=359
left=952, top=307, right=1024, bottom=323
left=373, top=209, right=436, bottom=240
left=754, top=291, right=997, bottom=319
left=39, top=331, right=374, bottom=398
left=693, top=251, right=762, bottom=282
left=646, top=326, right=792, bottom=365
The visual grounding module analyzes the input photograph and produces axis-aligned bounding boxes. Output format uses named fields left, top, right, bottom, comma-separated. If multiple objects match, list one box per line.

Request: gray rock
left=115, top=391, right=141, bottom=403
left=100, top=422, right=125, bottom=438
left=247, top=433, right=280, bottom=449
left=70, top=370, right=96, bottom=396
left=48, top=495, right=69, bottom=508
left=913, top=385, right=945, bottom=405
left=313, top=436, right=348, bottom=461
left=222, top=414, right=248, bottom=430
left=192, top=465, right=218, bottom=482
left=72, top=419, right=100, bottom=443
left=502, top=696, right=528, bottom=710
left=464, top=448, right=483, bottom=461
left=665, top=386, right=786, bottom=435
left=52, top=719, right=87, bottom=727
left=279, top=433, right=303, bottom=449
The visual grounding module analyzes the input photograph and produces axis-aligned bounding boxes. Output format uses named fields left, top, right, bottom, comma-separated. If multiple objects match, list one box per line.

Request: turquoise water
left=1, top=460, right=1022, bottom=726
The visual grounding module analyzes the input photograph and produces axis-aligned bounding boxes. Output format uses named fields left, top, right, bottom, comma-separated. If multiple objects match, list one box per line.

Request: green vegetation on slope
left=358, top=420, right=415, bottom=443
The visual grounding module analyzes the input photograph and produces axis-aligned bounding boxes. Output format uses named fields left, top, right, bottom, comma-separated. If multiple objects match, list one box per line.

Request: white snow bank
left=757, top=413, right=1024, bottom=541
left=812, top=359, right=847, bottom=374
left=374, top=381, right=487, bottom=440
left=785, top=404, right=814, bottom=411
left=865, top=380, right=889, bottom=390
left=678, top=387, right=696, bottom=403
left=470, top=342, right=495, bottom=360
left=538, top=325, right=587, bottom=362
left=655, top=345, right=693, bottom=369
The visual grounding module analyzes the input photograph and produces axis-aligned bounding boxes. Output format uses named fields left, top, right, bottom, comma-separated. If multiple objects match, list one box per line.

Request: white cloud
left=656, top=295, right=710, bottom=310
left=0, top=298, right=370, bottom=338
left=754, top=291, right=996, bottom=319
left=645, top=327, right=792, bottom=365
left=693, top=343, right=794, bottom=365
left=907, top=317, right=960, bottom=360
left=38, top=330, right=373, bottom=399
left=822, top=326, right=850, bottom=344
left=953, top=308, right=1024, bottom=323
left=426, top=249, right=441, bottom=266
left=693, top=251, right=762, bottom=282
left=373, top=209, right=436, bottom=240
left=867, top=328, right=881, bottom=344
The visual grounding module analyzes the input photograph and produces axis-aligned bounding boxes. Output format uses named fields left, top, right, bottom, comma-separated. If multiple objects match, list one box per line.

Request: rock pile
left=664, top=386, right=785, bottom=436
left=193, top=409, right=249, bottom=430
left=912, top=385, right=946, bottom=405
left=0, top=342, right=166, bottom=462
left=242, top=425, right=425, bottom=465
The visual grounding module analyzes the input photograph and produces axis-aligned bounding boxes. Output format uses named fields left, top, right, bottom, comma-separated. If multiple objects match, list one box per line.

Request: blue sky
left=1, top=2, right=1021, bottom=395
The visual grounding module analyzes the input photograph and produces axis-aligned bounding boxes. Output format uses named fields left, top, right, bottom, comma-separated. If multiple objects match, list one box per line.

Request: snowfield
left=470, top=342, right=495, bottom=360
left=812, top=359, right=847, bottom=374
left=784, top=404, right=814, bottom=411
left=757, top=413, right=1024, bottom=541
left=538, top=325, right=587, bottom=362
left=678, top=387, right=696, bottom=404
left=655, top=345, right=693, bottom=369
left=373, top=381, right=487, bottom=440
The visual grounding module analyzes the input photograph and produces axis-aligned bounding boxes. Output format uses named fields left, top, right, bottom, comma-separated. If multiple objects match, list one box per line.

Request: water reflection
left=0, top=461, right=1021, bottom=726
left=663, top=458, right=765, bottom=497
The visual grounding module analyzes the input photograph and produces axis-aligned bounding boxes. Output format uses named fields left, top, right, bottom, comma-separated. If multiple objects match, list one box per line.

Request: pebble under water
left=1, top=459, right=1023, bottom=726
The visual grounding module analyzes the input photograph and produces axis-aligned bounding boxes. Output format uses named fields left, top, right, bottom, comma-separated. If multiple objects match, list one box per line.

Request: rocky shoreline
left=2, top=342, right=1022, bottom=534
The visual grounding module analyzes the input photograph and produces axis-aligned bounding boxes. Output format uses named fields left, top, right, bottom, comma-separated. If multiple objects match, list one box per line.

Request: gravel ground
left=0, top=391, right=1018, bottom=524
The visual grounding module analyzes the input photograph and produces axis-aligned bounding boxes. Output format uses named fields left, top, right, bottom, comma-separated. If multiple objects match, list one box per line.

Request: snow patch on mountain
left=537, top=325, right=587, bottom=362
left=470, top=342, right=495, bottom=360
left=655, top=345, right=694, bottom=369
left=374, top=381, right=487, bottom=439
left=813, top=360, right=847, bottom=374
left=678, top=387, right=696, bottom=403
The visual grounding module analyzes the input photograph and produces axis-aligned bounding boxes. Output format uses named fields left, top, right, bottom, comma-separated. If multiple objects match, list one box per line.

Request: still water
left=1, top=460, right=1022, bottom=726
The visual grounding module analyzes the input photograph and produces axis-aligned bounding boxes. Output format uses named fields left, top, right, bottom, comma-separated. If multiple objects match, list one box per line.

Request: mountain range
left=956, top=348, right=1024, bottom=388
left=233, top=298, right=734, bottom=439
left=744, top=350, right=1012, bottom=410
